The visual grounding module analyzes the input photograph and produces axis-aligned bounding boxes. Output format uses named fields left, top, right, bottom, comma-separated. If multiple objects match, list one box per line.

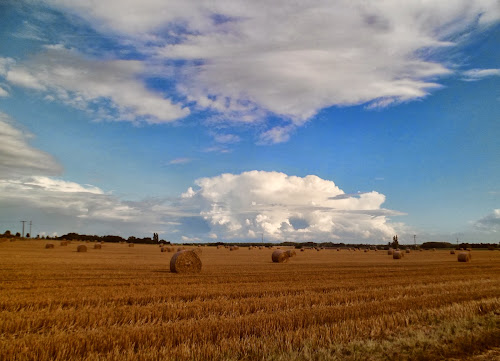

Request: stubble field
left=0, top=240, right=499, bottom=361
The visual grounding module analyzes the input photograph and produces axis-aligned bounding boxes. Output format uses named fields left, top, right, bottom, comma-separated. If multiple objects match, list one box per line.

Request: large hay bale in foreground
left=457, top=252, right=471, bottom=262
left=170, top=250, right=202, bottom=273
left=393, top=251, right=404, bottom=259
left=272, top=250, right=289, bottom=263
left=45, top=243, right=54, bottom=249
left=285, top=250, right=296, bottom=258
left=94, top=244, right=102, bottom=249
left=77, top=245, right=87, bottom=253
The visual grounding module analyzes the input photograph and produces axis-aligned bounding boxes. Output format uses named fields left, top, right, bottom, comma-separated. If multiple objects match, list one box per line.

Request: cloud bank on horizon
left=1, top=0, right=499, bottom=142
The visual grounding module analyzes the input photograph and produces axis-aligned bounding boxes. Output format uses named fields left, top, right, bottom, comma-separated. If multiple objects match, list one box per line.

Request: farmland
left=1, top=240, right=499, bottom=360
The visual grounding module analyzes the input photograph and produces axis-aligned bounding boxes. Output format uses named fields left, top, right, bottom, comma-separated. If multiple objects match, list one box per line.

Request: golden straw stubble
left=170, top=250, right=202, bottom=273
left=272, top=249, right=289, bottom=263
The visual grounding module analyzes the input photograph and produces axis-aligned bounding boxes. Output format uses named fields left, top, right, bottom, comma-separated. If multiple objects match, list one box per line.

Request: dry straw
left=393, top=251, right=404, bottom=259
left=77, top=245, right=87, bottom=252
left=272, top=250, right=289, bottom=263
left=170, top=250, right=202, bottom=273
left=193, top=247, right=202, bottom=255
left=177, top=247, right=186, bottom=252
left=94, top=244, right=102, bottom=249
left=45, top=243, right=54, bottom=249
left=457, top=252, right=471, bottom=262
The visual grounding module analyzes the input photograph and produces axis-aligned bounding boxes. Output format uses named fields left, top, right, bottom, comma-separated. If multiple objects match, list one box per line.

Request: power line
left=20, top=220, right=27, bottom=238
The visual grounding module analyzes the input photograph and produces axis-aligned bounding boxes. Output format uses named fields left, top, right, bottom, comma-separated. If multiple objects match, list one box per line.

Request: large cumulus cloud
left=180, top=171, right=403, bottom=242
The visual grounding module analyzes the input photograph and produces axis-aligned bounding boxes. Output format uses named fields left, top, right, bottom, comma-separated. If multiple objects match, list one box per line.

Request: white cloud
left=258, top=125, right=295, bottom=145
left=179, top=171, right=402, bottom=242
left=212, top=133, right=241, bottom=144
left=39, top=0, right=500, bottom=142
left=168, top=157, right=193, bottom=165
left=462, top=68, right=500, bottom=81
left=0, top=112, right=62, bottom=179
left=2, top=47, right=189, bottom=123
left=0, top=87, right=9, bottom=97
left=474, top=209, right=500, bottom=232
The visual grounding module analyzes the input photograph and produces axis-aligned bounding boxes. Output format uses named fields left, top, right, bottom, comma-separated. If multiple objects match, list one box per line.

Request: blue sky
left=0, top=0, right=498, bottom=243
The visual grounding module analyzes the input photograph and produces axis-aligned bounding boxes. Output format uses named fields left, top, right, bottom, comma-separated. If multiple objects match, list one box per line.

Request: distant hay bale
left=94, top=244, right=102, bottom=249
left=405, top=248, right=410, bottom=253
left=128, top=243, right=134, bottom=247
left=450, top=250, right=455, bottom=255
left=393, top=251, right=404, bottom=259
left=374, top=249, right=378, bottom=252
left=229, top=245, right=239, bottom=251
left=77, top=245, right=87, bottom=253
left=285, top=250, right=296, bottom=258
left=193, top=247, right=202, bottom=255
left=466, top=248, right=472, bottom=252
left=432, top=248, right=436, bottom=251
left=60, top=241, right=68, bottom=246
left=300, top=248, right=305, bottom=252
left=457, top=252, right=471, bottom=262
left=272, top=250, right=290, bottom=263
left=167, top=247, right=175, bottom=252
left=170, top=250, right=202, bottom=273
left=177, top=247, right=185, bottom=252
left=364, top=249, right=368, bottom=253
left=217, top=245, right=223, bottom=249
left=45, top=243, right=55, bottom=249
left=160, top=247, right=166, bottom=252
left=388, top=249, right=394, bottom=255
left=337, top=248, right=340, bottom=251
left=259, top=246, right=263, bottom=250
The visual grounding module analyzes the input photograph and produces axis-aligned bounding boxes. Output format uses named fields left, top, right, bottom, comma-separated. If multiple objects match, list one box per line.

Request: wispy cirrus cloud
left=462, top=68, right=500, bottom=81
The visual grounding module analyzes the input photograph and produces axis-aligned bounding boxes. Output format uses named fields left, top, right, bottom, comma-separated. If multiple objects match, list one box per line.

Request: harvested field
left=0, top=241, right=499, bottom=361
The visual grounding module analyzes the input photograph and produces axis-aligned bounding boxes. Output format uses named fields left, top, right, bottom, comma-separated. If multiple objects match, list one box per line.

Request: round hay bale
left=229, top=245, right=239, bottom=251
left=337, top=248, right=341, bottom=251
left=177, top=247, right=185, bottom=252
left=94, top=244, right=102, bottom=249
left=167, top=247, right=175, bottom=252
left=272, top=250, right=289, bottom=263
left=128, top=243, right=134, bottom=247
left=60, top=241, right=68, bottom=246
left=77, top=245, right=87, bottom=253
left=393, top=251, right=403, bottom=259
left=405, top=248, right=410, bottom=253
left=45, top=243, right=55, bottom=249
left=285, top=250, right=297, bottom=258
left=364, top=249, right=368, bottom=252
left=217, top=245, right=223, bottom=249
left=387, top=249, right=394, bottom=255
left=300, top=248, right=305, bottom=252
left=160, top=247, right=166, bottom=252
left=457, top=252, right=471, bottom=262
left=466, top=248, right=472, bottom=252
left=170, top=250, right=202, bottom=273
left=450, top=250, right=455, bottom=255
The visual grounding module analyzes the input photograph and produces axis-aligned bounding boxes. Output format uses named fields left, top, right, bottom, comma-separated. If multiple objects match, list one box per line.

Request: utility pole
left=414, top=235, right=416, bottom=248
left=20, top=220, right=27, bottom=238
left=261, top=233, right=264, bottom=243
left=29, top=221, right=32, bottom=237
